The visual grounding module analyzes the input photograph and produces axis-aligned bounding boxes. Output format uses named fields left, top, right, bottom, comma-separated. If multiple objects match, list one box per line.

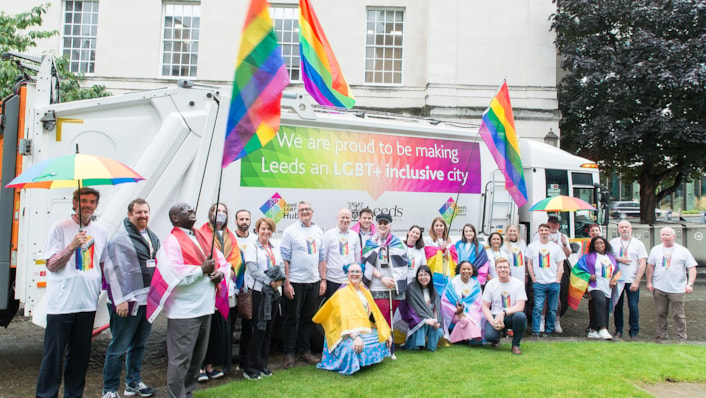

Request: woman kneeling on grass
left=395, top=265, right=443, bottom=351
left=440, top=261, right=483, bottom=344
left=313, top=263, right=392, bottom=375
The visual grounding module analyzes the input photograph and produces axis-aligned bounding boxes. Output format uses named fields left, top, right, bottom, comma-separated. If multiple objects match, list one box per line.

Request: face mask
left=215, top=212, right=227, bottom=226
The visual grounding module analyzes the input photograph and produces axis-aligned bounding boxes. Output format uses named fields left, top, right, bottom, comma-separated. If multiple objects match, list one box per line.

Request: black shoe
left=243, top=371, right=261, bottom=380
left=260, top=368, right=273, bottom=377
left=614, top=332, right=623, bottom=339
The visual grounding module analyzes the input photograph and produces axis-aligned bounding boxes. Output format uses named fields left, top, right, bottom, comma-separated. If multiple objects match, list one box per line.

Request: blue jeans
left=614, top=286, right=640, bottom=336
left=102, top=304, right=152, bottom=393
left=532, top=282, right=560, bottom=334
left=484, top=312, right=527, bottom=347
left=403, top=323, right=443, bottom=351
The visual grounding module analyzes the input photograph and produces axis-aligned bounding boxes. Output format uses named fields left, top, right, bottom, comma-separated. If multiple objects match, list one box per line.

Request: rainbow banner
left=259, top=192, right=288, bottom=223
left=241, top=126, right=481, bottom=200
left=222, top=0, right=290, bottom=168
left=439, top=197, right=458, bottom=225
left=478, top=81, right=528, bottom=207
left=299, top=0, right=355, bottom=109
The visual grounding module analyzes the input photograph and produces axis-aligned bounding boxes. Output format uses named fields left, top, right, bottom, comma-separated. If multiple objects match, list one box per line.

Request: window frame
left=60, top=0, right=100, bottom=75
left=269, top=4, right=301, bottom=83
left=160, top=2, right=201, bottom=79
left=364, top=7, right=405, bottom=86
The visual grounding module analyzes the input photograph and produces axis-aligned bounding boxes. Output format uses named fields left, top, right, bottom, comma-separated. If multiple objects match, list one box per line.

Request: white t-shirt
left=526, top=240, right=566, bottom=284
left=647, top=243, right=697, bottom=293
left=44, top=219, right=108, bottom=314
left=590, top=253, right=616, bottom=298
left=280, top=222, right=324, bottom=283
left=451, top=275, right=476, bottom=299
left=486, top=248, right=509, bottom=279
left=244, top=240, right=284, bottom=292
left=236, top=233, right=257, bottom=256
left=610, top=237, right=648, bottom=283
left=322, top=227, right=361, bottom=284
left=406, top=245, right=427, bottom=283
left=482, top=277, right=527, bottom=315
left=503, top=240, right=527, bottom=281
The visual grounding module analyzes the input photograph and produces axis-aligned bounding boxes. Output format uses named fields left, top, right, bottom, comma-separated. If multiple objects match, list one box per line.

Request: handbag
left=237, top=244, right=259, bottom=320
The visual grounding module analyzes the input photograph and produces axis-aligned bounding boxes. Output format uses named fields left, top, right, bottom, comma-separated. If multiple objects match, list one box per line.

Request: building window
left=61, top=0, right=99, bottom=74
left=161, top=3, right=200, bottom=78
left=270, top=6, right=300, bottom=82
left=365, top=8, right=404, bottom=85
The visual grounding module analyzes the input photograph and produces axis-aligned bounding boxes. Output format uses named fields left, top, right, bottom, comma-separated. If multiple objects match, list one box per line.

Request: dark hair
left=588, top=223, right=602, bottom=235
left=235, top=209, right=251, bottom=219
left=127, top=198, right=149, bottom=213
left=588, top=236, right=613, bottom=254
left=406, top=225, right=425, bottom=250
left=359, top=208, right=373, bottom=217
left=415, top=265, right=437, bottom=304
left=460, top=224, right=478, bottom=245
left=488, top=232, right=503, bottom=247
left=429, top=217, right=449, bottom=241
left=455, top=260, right=476, bottom=277
left=73, top=187, right=100, bottom=202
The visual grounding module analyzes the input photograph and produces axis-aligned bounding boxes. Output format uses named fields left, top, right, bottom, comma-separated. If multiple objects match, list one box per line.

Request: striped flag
left=478, top=81, right=528, bottom=207
left=299, top=0, right=355, bottom=109
left=222, top=0, right=290, bottom=167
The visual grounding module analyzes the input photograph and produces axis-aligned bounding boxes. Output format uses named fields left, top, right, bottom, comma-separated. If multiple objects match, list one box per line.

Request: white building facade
left=6, top=0, right=562, bottom=141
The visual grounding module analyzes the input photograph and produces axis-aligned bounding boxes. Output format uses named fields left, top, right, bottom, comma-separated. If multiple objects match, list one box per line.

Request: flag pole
left=209, top=166, right=225, bottom=260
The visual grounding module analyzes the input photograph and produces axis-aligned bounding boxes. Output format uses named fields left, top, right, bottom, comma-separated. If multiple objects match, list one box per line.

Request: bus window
left=573, top=187, right=597, bottom=238
left=572, top=172, right=594, bottom=186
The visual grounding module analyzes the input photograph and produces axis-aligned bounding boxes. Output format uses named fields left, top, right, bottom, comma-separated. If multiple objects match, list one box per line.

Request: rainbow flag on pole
left=478, top=81, right=528, bottom=207
left=299, top=0, right=355, bottom=109
left=222, top=0, right=290, bottom=168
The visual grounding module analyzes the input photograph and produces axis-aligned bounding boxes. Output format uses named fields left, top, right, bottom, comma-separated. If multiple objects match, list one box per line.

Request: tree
left=0, top=4, right=110, bottom=102
left=552, top=0, right=706, bottom=223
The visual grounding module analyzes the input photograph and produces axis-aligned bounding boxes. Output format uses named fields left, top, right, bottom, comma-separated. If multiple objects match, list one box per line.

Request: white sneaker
left=102, top=392, right=120, bottom=398
left=539, top=315, right=545, bottom=333
left=587, top=330, right=600, bottom=339
left=598, top=329, right=613, bottom=340
left=554, top=317, right=563, bottom=333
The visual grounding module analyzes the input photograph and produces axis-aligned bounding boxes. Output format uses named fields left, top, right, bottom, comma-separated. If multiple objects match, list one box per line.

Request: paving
left=1, top=284, right=706, bottom=397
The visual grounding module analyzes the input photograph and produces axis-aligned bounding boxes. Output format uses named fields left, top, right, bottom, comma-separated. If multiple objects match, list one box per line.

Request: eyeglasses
left=298, top=208, right=312, bottom=213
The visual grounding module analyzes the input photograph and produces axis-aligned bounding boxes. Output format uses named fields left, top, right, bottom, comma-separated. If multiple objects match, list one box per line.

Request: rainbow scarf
left=198, top=223, right=244, bottom=291
left=568, top=252, right=622, bottom=311
left=222, top=0, right=290, bottom=167
left=424, top=245, right=458, bottom=293
left=146, top=228, right=231, bottom=322
left=478, top=81, right=528, bottom=207
left=298, top=0, right=355, bottom=109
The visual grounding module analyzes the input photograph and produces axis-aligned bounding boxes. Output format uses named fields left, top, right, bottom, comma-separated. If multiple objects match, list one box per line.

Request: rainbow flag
left=299, top=0, right=355, bottom=109
left=222, top=0, right=290, bottom=167
left=478, top=81, right=528, bottom=207
left=75, top=238, right=95, bottom=271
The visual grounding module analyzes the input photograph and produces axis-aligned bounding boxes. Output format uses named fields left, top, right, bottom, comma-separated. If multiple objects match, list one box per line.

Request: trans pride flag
left=222, top=0, right=290, bottom=167
left=478, top=82, right=528, bottom=207
left=299, top=0, right=355, bottom=109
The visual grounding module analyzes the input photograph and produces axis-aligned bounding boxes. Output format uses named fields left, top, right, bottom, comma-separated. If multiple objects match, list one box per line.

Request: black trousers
left=36, top=311, right=96, bottom=398
left=589, top=290, right=610, bottom=331
left=246, top=291, right=278, bottom=374
left=282, top=281, right=320, bottom=355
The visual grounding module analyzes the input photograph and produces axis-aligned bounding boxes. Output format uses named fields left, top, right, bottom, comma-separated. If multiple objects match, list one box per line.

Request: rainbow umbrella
left=529, top=195, right=596, bottom=212
left=6, top=153, right=144, bottom=189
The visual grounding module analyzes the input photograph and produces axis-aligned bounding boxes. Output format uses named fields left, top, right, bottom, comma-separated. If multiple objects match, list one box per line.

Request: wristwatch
left=502, top=309, right=507, bottom=316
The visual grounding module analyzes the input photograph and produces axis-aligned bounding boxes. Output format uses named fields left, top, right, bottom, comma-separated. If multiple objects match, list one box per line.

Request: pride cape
left=299, top=0, right=355, bottom=109
left=198, top=223, right=244, bottom=291
left=478, top=81, right=528, bottom=207
left=146, top=228, right=230, bottom=322
left=222, top=0, right=290, bottom=167
left=313, top=282, right=390, bottom=352
left=568, top=252, right=623, bottom=311
left=425, top=245, right=458, bottom=293
left=454, top=241, right=490, bottom=285
left=440, top=276, right=483, bottom=342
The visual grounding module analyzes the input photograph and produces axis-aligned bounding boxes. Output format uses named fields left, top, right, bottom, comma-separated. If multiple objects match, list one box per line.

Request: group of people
left=34, top=190, right=699, bottom=397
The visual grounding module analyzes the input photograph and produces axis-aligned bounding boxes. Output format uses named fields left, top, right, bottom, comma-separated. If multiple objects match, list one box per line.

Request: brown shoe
left=511, top=346, right=522, bottom=355
left=299, top=351, right=320, bottom=365
left=283, top=353, right=296, bottom=369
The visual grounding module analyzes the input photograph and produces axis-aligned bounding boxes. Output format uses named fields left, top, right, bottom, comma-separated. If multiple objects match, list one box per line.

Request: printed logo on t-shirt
left=338, top=238, right=349, bottom=256
left=538, top=248, right=551, bottom=269
left=75, top=237, right=95, bottom=271
left=600, top=257, right=614, bottom=278
left=306, top=236, right=317, bottom=255
left=409, top=256, right=416, bottom=270
left=662, top=252, right=672, bottom=269
left=512, top=248, right=523, bottom=268
left=501, top=290, right=511, bottom=308
left=619, top=246, right=627, bottom=258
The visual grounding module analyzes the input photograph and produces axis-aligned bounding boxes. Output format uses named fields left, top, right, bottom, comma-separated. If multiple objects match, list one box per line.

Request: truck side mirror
left=570, top=242, right=581, bottom=254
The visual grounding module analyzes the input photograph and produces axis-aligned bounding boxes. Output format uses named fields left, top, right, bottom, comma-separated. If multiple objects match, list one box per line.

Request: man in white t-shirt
left=526, top=223, right=566, bottom=337
left=280, top=200, right=325, bottom=368
left=482, top=258, right=527, bottom=354
left=646, top=226, right=697, bottom=341
left=322, top=208, right=361, bottom=299
left=36, top=187, right=109, bottom=398
left=233, top=209, right=256, bottom=372
left=610, top=220, right=647, bottom=338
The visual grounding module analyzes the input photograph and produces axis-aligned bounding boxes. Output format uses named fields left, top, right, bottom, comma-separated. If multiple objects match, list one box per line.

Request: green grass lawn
left=197, top=341, right=706, bottom=397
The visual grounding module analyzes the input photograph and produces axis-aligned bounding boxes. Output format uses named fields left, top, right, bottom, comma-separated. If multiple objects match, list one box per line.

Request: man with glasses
left=280, top=200, right=325, bottom=369
left=361, top=213, right=409, bottom=327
